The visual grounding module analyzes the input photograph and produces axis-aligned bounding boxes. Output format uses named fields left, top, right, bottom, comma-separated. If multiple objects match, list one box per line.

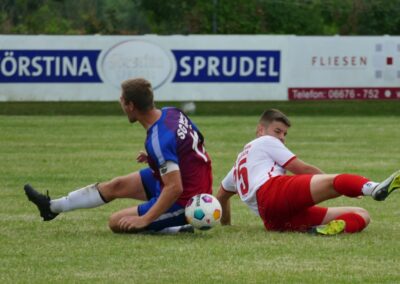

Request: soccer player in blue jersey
left=24, top=78, right=213, bottom=233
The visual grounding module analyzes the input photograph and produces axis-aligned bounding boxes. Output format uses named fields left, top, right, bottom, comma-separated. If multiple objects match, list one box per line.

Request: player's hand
left=136, top=150, right=148, bottom=163
left=118, top=215, right=149, bottom=232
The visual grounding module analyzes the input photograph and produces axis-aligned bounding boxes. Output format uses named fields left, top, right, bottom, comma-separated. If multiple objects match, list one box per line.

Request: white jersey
left=221, top=135, right=296, bottom=215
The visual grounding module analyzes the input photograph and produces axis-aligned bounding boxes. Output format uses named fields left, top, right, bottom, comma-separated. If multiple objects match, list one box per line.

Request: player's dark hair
left=259, top=109, right=291, bottom=127
left=121, top=78, right=155, bottom=112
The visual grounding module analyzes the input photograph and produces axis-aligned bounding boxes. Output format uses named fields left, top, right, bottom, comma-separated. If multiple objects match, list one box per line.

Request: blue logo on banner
left=172, top=50, right=280, bottom=83
left=0, top=50, right=102, bottom=83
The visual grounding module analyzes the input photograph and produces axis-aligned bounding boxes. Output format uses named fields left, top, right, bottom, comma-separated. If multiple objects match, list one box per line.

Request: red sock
left=335, top=213, right=367, bottom=233
left=333, top=174, right=370, bottom=197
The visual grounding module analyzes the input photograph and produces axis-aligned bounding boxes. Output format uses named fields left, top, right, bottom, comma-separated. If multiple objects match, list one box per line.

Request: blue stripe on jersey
left=151, top=124, right=165, bottom=165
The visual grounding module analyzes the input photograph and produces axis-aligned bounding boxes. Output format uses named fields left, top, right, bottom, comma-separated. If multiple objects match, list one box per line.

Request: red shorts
left=256, top=175, right=328, bottom=232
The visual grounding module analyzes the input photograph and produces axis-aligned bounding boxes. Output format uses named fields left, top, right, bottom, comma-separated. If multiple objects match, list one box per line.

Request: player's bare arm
left=216, top=186, right=235, bottom=225
left=284, top=157, right=324, bottom=175
left=118, top=169, right=183, bottom=231
left=143, top=170, right=183, bottom=222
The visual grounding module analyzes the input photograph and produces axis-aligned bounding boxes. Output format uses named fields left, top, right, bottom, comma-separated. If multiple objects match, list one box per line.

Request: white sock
left=50, top=184, right=106, bottom=213
left=361, top=181, right=379, bottom=196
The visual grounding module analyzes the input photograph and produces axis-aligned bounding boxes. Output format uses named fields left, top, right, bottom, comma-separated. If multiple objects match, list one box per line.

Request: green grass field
left=1, top=109, right=400, bottom=283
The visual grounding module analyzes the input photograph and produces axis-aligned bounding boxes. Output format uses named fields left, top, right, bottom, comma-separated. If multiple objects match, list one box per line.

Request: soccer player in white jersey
left=217, top=109, right=400, bottom=235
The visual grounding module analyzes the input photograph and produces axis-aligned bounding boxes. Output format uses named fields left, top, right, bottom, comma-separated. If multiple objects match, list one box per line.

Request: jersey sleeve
left=221, top=167, right=237, bottom=193
left=265, top=136, right=296, bottom=167
left=159, top=161, right=180, bottom=176
left=149, top=125, right=179, bottom=168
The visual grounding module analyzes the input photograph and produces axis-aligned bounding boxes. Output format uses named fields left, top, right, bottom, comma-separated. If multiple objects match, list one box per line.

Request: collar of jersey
left=147, top=107, right=168, bottom=134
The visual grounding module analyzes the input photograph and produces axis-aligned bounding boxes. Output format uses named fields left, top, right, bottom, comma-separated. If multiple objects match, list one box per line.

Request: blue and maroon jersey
left=145, top=107, right=213, bottom=206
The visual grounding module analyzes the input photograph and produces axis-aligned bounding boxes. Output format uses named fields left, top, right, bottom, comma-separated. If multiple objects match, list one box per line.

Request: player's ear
left=256, top=124, right=265, bottom=137
left=127, top=101, right=135, bottom=112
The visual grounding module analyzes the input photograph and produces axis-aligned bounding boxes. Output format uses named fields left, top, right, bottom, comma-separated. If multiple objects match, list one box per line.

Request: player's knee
left=108, top=213, right=123, bottom=233
left=111, top=176, right=126, bottom=191
left=100, top=177, right=125, bottom=200
left=354, top=207, right=371, bottom=225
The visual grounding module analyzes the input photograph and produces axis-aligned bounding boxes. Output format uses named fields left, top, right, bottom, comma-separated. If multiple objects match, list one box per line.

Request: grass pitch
left=1, top=112, right=400, bottom=283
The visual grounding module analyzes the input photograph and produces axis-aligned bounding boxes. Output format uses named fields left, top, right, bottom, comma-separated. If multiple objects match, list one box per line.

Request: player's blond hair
left=121, top=78, right=155, bottom=112
left=259, top=109, right=291, bottom=127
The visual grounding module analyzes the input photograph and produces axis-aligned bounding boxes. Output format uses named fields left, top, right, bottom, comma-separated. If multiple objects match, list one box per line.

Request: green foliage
left=357, top=0, right=400, bottom=35
left=215, top=0, right=266, bottom=34
left=0, top=0, right=149, bottom=34
left=1, top=0, right=400, bottom=35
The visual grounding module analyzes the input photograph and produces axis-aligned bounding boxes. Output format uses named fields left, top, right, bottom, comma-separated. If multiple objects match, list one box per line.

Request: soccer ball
left=185, top=194, right=222, bottom=230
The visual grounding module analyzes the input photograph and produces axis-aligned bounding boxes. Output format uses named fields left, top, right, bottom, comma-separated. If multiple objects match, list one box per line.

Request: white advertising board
left=0, top=35, right=399, bottom=101
left=0, top=35, right=287, bottom=101
left=287, top=36, right=400, bottom=100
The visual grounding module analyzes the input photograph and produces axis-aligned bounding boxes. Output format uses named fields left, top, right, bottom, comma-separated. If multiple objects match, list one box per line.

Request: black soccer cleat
left=371, top=170, right=400, bottom=201
left=24, top=184, right=59, bottom=221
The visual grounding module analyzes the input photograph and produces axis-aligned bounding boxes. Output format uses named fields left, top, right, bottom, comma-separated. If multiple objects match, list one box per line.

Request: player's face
left=119, top=95, right=137, bottom=123
left=259, top=121, right=289, bottom=143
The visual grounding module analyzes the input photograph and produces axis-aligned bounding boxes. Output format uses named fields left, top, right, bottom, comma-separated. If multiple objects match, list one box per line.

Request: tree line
left=1, top=0, right=399, bottom=35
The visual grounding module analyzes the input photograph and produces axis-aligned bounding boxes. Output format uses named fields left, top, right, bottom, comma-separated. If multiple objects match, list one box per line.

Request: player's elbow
left=166, top=183, right=183, bottom=199
left=216, top=188, right=224, bottom=202
left=161, top=171, right=184, bottom=199
left=174, top=185, right=184, bottom=198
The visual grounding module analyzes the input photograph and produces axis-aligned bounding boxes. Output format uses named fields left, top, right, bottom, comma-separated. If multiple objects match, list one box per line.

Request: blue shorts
left=137, top=168, right=187, bottom=231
